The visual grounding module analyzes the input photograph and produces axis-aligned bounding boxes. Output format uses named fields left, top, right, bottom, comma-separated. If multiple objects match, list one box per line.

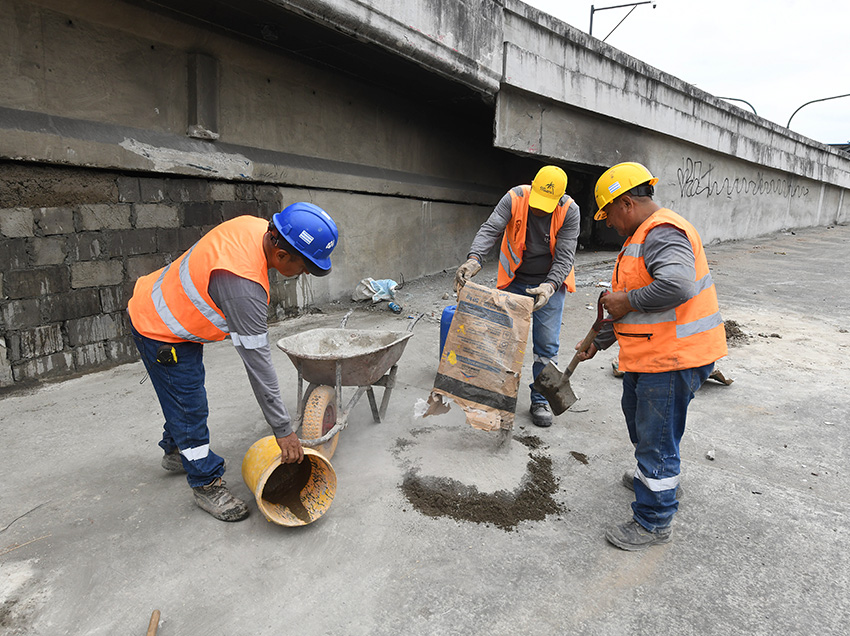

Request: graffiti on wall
left=677, top=158, right=810, bottom=199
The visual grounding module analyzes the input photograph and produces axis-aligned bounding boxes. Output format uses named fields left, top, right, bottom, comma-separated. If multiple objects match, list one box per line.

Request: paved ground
left=1, top=224, right=848, bottom=635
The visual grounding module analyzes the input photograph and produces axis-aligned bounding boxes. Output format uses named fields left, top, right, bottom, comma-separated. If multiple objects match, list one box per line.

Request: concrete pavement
left=1, top=224, right=849, bottom=635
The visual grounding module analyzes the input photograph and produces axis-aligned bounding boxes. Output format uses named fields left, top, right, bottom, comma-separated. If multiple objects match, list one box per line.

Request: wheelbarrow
left=277, top=311, right=419, bottom=458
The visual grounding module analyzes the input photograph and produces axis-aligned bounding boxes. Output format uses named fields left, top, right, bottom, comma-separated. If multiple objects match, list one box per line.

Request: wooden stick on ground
left=146, top=610, right=160, bottom=636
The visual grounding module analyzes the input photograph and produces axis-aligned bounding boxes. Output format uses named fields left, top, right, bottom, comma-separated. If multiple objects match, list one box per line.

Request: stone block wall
left=0, top=162, right=284, bottom=388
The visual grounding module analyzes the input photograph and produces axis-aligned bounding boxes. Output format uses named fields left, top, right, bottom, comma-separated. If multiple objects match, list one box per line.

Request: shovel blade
left=533, top=362, right=578, bottom=416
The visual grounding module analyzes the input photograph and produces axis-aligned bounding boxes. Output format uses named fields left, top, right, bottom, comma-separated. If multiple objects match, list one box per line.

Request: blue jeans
left=504, top=280, right=567, bottom=405
left=622, top=362, right=714, bottom=531
left=130, top=321, right=226, bottom=488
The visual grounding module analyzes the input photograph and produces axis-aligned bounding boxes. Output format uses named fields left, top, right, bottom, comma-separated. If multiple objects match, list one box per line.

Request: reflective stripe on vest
left=499, top=234, right=522, bottom=281
left=497, top=185, right=576, bottom=292
left=612, top=209, right=727, bottom=372
left=128, top=216, right=271, bottom=344
left=149, top=245, right=231, bottom=343
left=151, top=262, right=207, bottom=343
left=178, top=246, right=229, bottom=332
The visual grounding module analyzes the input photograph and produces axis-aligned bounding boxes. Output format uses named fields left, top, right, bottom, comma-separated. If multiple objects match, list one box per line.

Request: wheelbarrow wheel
left=302, top=385, right=339, bottom=459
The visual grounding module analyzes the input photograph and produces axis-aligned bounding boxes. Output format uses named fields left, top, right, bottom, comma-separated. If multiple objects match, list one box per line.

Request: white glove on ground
left=526, top=282, right=556, bottom=311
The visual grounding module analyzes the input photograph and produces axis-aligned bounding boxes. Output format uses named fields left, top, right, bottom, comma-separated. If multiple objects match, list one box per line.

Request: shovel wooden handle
left=562, top=290, right=609, bottom=379
left=564, top=326, right=600, bottom=379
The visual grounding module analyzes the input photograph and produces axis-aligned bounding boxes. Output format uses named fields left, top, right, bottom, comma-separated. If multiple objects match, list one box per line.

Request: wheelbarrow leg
left=365, top=364, right=399, bottom=423
left=378, top=364, right=398, bottom=420
left=366, top=387, right=381, bottom=423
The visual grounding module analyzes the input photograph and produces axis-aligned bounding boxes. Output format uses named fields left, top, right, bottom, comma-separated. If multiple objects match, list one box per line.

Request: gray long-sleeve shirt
left=595, top=223, right=696, bottom=350
left=468, top=190, right=580, bottom=288
left=208, top=270, right=292, bottom=438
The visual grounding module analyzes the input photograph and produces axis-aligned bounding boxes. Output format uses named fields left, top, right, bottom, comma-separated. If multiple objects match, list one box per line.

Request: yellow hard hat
left=593, top=162, right=659, bottom=220
left=529, top=165, right=568, bottom=213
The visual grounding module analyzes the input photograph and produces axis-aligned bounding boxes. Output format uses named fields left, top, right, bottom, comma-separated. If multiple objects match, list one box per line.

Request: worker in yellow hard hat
left=577, top=161, right=727, bottom=550
left=454, top=165, right=580, bottom=428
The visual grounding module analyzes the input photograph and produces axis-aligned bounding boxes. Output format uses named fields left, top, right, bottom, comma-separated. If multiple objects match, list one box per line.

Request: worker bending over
left=128, top=203, right=338, bottom=522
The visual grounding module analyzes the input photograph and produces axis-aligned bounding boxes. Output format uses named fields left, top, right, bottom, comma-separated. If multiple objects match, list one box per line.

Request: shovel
left=533, top=291, right=610, bottom=415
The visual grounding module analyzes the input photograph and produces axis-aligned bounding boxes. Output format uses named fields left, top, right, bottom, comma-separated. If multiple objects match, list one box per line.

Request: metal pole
left=588, top=1, right=654, bottom=39
left=717, top=97, right=758, bottom=115
left=786, top=93, right=850, bottom=129
left=603, top=6, right=638, bottom=42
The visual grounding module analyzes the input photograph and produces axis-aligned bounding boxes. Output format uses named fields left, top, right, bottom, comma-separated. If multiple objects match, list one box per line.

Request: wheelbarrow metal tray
left=277, top=328, right=413, bottom=386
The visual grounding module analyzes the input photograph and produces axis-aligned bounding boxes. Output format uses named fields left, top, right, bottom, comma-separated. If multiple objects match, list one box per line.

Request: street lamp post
left=717, top=97, right=758, bottom=116
left=786, top=93, right=850, bottom=129
left=590, top=1, right=656, bottom=42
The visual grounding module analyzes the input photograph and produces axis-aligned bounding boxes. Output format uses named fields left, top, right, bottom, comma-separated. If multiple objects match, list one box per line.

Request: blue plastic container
left=440, top=305, right=457, bottom=356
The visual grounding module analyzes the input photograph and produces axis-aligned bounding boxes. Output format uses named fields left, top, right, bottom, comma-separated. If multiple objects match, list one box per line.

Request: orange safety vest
left=496, top=185, right=577, bottom=292
left=127, top=216, right=271, bottom=343
left=612, top=209, right=727, bottom=372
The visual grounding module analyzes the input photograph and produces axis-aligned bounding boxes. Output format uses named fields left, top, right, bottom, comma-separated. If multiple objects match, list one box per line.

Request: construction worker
left=577, top=162, right=727, bottom=550
left=127, top=203, right=338, bottom=522
left=454, top=165, right=580, bottom=427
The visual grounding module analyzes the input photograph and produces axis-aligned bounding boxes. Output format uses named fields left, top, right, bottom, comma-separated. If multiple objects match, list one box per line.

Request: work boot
left=161, top=449, right=185, bottom=473
left=621, top=471, right=684, bottom=498
left=605, top=519, right=672, bottom=551
left=192, top=478, right=249, bottom=522
left=530, top=403, right=553, bottom=428
left=161, top=451, right=226, bottom=475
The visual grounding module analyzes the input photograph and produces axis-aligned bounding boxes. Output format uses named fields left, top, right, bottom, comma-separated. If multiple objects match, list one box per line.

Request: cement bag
left=424, top=281, right=532, bottom=431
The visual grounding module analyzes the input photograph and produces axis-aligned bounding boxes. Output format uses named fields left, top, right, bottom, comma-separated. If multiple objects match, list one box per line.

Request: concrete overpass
left=1, top=0, right=848, bottom=385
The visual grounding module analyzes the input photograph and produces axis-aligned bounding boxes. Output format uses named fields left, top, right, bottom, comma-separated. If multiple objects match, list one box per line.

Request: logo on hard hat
left=325, top=240, right=335, bottom=250
left=299, top=230, right=314, bottom=244
left=608, top=181, right=621, bottom=194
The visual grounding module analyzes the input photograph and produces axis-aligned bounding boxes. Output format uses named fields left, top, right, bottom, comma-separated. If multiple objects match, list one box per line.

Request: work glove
left=454, top=257, right=481, bottom=293
left=527, top=282, right=556, bottom=311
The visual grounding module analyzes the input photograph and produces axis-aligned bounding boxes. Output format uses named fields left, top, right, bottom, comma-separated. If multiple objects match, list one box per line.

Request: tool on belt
left=155, top=344, right=178, bottom=366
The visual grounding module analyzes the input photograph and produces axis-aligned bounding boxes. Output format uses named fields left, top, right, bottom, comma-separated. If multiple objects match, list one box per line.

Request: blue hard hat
left=270, top=202, right=338, bottom=276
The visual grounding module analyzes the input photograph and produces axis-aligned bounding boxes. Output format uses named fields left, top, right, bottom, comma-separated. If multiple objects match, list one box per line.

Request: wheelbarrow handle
left=407, top=313, right=425, bottom=332
left=340, top=309, right=354, bottom=328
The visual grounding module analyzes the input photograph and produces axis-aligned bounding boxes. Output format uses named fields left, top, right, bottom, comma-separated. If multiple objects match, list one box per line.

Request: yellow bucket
left=241, top=436, right=337, bottom=526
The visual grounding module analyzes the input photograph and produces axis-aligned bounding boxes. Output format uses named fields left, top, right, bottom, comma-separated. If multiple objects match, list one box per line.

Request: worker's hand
left=276, top=432, right=304, bottom=464
left=526, top=282, right=556, bottom=311
left=576, top=341, right=598, bottom=362
left=454, top=258, right=481, bottom=293
left=600, top=290, right=633, bottom=320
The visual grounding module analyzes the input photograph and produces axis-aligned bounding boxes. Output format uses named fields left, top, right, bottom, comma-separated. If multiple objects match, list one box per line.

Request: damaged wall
left=0, top=0, right=517, bottom=386
left=2, top=0, right=849, bottom=387
left=0, top=164, right=280, bottom=383
left=0, top=162, right=498, bottom=385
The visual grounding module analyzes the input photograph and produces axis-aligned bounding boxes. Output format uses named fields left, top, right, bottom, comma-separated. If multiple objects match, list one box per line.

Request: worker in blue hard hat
left=128, top=202, right=339, bottom=522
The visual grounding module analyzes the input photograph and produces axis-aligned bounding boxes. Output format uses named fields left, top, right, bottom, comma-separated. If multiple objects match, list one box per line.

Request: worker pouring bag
left=425, top=281, right=533, bottom=431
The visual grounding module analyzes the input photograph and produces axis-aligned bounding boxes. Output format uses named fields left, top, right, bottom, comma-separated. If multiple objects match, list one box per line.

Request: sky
left=522, top=0, right=849, bottom=144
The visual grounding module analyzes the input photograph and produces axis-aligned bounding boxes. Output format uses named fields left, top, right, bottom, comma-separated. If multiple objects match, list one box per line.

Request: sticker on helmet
left=325, top=240, right=335, bottom=249
left=299, top=230, right=314, bottom=244
left=608, top=181, right=621, bottom=194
